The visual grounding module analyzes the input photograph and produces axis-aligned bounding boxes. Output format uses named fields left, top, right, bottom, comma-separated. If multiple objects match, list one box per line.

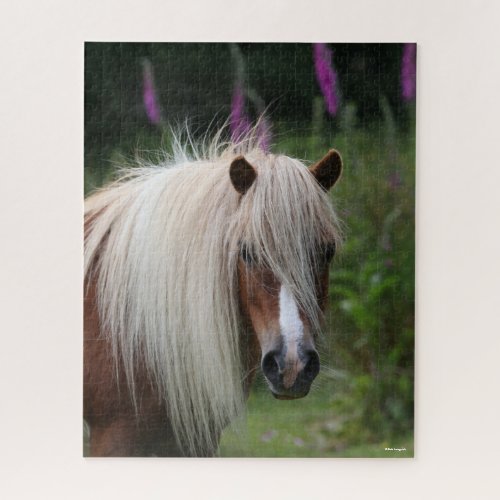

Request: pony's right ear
left=229, top=156, right=257, bottom=195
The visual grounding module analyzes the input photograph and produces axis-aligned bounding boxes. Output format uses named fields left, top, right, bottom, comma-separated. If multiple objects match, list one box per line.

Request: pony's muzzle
left=261, top=348, right=320, bottom=399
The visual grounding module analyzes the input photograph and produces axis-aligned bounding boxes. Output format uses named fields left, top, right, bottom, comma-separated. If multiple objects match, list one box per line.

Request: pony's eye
left=240, top=244, right=255, bottom=265
left=322, top=242, right=336, bottom=263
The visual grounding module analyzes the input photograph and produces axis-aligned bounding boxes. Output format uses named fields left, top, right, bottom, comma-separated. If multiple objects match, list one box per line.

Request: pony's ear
left=310, top=149, right=343, bottom=191
left=229, top=156, right=257, bottom=195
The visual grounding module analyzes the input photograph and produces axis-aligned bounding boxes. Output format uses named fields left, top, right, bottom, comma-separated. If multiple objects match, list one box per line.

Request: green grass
left=219, top=377, right=413, bottom=458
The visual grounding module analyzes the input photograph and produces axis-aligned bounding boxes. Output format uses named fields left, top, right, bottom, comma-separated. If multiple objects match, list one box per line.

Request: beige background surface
left=1, top=0, right=499, bottom=498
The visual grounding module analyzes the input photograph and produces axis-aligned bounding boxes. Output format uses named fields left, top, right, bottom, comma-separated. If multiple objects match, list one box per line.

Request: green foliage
left=329, top=115, right=415, bottom=442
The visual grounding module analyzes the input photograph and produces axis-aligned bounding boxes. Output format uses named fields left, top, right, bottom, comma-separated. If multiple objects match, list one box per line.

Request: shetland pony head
left=228, top=149, right=342, bottom=399
left=84, top=132, right=342, bottom=456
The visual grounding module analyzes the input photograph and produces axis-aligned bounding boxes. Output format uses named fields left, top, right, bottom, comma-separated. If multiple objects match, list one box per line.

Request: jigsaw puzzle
left=84, top=43, right=416, bottom=457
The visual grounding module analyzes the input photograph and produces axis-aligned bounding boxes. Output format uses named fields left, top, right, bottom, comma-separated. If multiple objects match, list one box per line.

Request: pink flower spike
left=401, top=43, right=417, bottom=101
left=230, top=84, right=252, bottom=143
left=255, top=115, right=272, bottom=152
left=313, top=43, right=340, bottom=116
left=142, top=60, right=161, bottom=125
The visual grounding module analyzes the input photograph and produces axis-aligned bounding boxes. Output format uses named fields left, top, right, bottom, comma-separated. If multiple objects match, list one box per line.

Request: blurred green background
left=84, top=42, right=415, bottom=457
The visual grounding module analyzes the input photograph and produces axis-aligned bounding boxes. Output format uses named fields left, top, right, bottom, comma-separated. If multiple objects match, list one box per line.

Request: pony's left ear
left=310, top=149, right=343, bottom=191
left=229, top=156, right=257, bottom=195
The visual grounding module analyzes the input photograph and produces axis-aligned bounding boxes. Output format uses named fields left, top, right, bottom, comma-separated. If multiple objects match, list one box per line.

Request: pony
left=84, top=130, right=343, bottom=457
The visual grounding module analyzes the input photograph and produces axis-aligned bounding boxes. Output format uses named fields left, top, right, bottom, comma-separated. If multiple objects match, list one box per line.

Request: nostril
left=262, top=351, right=280, bottom=384
left=303, top=350, right=320, bottom=382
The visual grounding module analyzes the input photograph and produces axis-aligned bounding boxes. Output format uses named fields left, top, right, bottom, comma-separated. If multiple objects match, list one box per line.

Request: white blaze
left=279, top=285, right=304, bottom=345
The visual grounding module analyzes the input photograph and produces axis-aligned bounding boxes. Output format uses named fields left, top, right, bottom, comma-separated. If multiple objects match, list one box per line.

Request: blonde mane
left=84, top=130, right=342, bottom=456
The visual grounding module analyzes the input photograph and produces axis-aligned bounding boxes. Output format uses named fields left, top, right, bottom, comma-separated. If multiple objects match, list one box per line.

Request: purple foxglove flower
left=255, top=115, right=272, bottom=152
left=313, top=43, right=339, bottom=116
left=230, top=83, right=252, bottom=143
left=142, top=60, right=161, bottom=125
left=401, top=43, right=417, bottom=101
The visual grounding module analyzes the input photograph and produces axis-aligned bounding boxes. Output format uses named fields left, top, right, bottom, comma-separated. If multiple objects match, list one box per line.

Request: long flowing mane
left=84, top=129, right=342, bottom=455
